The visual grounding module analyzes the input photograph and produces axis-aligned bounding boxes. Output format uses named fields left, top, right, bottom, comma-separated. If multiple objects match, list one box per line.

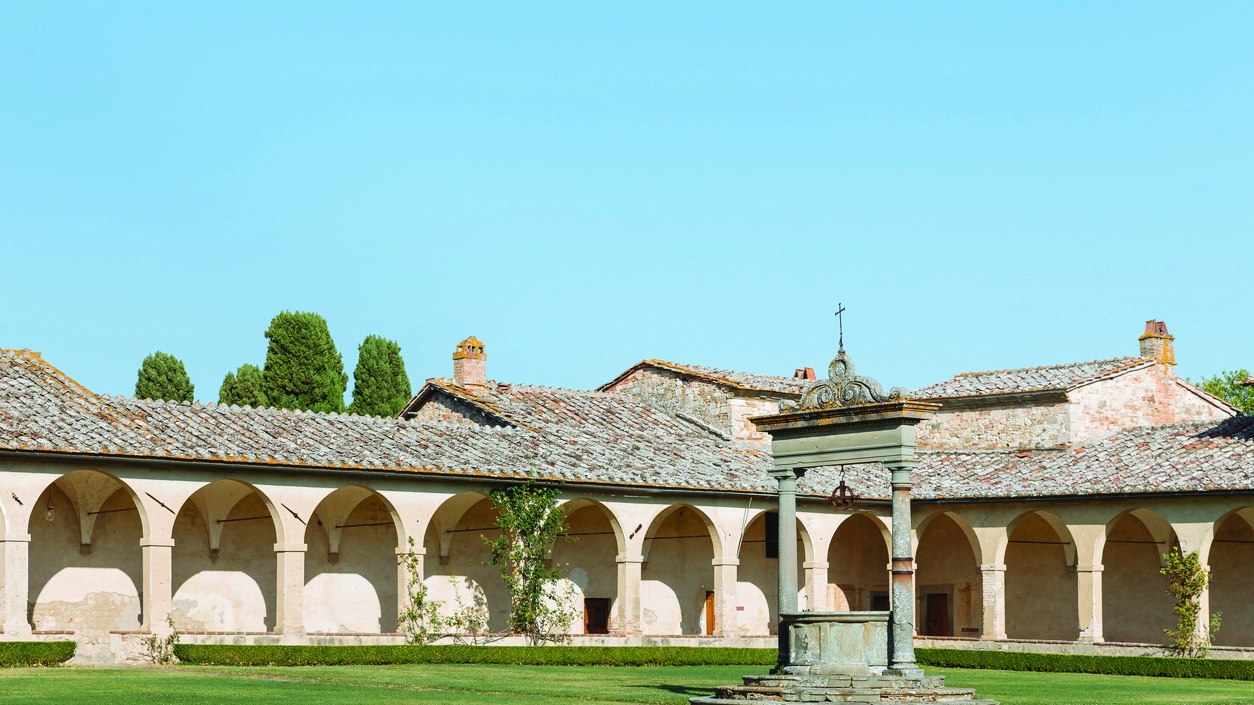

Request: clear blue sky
left=2, top=3, right=1250, bottom=401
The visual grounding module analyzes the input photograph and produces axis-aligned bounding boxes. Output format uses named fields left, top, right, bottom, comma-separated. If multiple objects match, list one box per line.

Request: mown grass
left=1, top=663, right=1253, bottom=704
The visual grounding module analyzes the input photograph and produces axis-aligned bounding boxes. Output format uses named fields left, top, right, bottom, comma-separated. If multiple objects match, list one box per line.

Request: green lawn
left=0, top=664, right=1252, bottom=704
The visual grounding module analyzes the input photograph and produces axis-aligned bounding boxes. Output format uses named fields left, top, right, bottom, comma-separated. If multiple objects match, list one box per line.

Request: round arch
left=828, top=512, right=892, bottom=612
left=422, top=491, right=503, bottom=633
left=27, top=469, right=148, bottom=638
left=736, top=507, right=811, bottom=636
left=553, top=497, right=626, bottom=635
left=1210, top=506, right=1254, bottom=647
left=915, top=510, right=983, bottom=637
left=1002, top=509, right=1078, bottom=641
left=170, top=479, right=285, bottom=633
left=639, top=504, right=720, bottom=635
left=304, top=485, right=405, bottom=634
left=559, top=497, right=627, bottom=556
left=1100, top=508, right=1177, bottom=643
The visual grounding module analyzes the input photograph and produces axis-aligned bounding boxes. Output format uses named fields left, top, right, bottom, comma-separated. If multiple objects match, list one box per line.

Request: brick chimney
left=452, top=336, right=486, bottom=387
left=1138, top=320, right=1176, bottom=371
left=794, top=367, right=816, bottom=380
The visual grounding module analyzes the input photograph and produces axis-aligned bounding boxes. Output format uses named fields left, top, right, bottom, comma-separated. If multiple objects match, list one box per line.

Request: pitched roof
left=3, top=349, right=1253, bottom=502
left=910, top=357, right=1153, bottom=400
left=600, top=359, right=809, bottom=396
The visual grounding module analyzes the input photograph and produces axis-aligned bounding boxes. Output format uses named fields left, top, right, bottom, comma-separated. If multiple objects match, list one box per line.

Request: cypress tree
left=218, top=363, right=268, bottom=408
left=135, top=351, right=195, bottom=403
left=261, top=311, right=347, bottom=413
left=348, top=335, right=413, bottom=417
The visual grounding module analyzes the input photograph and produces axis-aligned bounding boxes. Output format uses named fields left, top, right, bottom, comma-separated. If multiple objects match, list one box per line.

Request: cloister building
left=0, top=321, right=1251, bottom=663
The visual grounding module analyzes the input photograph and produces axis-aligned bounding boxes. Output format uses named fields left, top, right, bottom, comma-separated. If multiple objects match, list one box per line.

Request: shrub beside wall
left=173, top=644, right=778, bottom=667
left=915, top=648, right=1254, bottom=681
left=0, top=642, right=76, bottom=667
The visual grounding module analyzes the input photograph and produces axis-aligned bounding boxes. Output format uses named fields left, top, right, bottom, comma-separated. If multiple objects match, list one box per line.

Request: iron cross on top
left=834, top=303, right=846, bottom=350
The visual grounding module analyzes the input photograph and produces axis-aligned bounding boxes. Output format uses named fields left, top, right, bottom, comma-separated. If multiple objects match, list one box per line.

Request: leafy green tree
left=261, top=311, right=348, bottom=413
left=134, top=352, right=194, bottom=403
left=348, top=335, right=413, bottom=417
left=1194, top=369, right=1254, bottom=415
left=484, top=478, right=580, bottom=645
left=218, top=364, right=268, bottom=408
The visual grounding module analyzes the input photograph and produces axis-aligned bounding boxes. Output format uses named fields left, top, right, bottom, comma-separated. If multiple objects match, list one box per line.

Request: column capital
left=711, top=558, right=739, bottom=567
left=980, top=563, right=1007, bottom=572
left=140, top=538, right=176, bottom=548
left=397, top=545, right=424, bottom=556
left=0, top=534, right=31, bottom=543
left=802, top=561, right=829, bottom=569
left=274, top=542, right=308, bottom=553
left=615, top=554, right=644, bottom=564
left=1076, top=563, right=1104, bottom=573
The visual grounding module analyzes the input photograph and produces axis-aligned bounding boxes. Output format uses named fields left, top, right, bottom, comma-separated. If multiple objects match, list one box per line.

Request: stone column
left=979, top=563, right=1007, bottom=641
left=1, top=534, right=31, bottom=636
left=773, top=469, right=798, bottom=669
left=712, top=558, right=739, bottom=637
left=1195, top=562, right=1212, bottom=645
left=887, top=462, right=921, bottom=676
left=274, top=542, right=307, bottom=641
left=1076, top=563, right=1104, bottom=642
left=803, top=561, right=829, bottom=612
left=397, top=545, right=423, bottom=634
left=140, top=538, right=175, bottom=633
left=615, top=553, right=643, bottom=634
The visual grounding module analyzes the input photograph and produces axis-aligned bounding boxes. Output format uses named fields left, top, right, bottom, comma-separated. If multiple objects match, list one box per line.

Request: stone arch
left=27, top=469, right=148, bottom=646
left=422, top=491, right=501, bottom=633
left=640, top=504, right=719, bottom=635
left=1100, top=508, right=1177, bottom=643
left=553, top=498, right=625, bottom=634
left=304, top=485, right=404, bottom=634
left=827, top=512, right=892, bottom=612
left=170, top=480, right=284, bottom=633
left=736, top=507, right=810, bottom=635
left=1003, top=509, right=1078, bottom=641
left=1210, top=507, right=1254, bottom=647
left=915, top=510, right=983, bottom=637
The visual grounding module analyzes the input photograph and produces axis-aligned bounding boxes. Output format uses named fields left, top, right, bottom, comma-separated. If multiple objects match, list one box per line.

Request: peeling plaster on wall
left=641, top=508, right=714, bottom=635
left=828, top=514, right=889, bottom=612
left=1005, top=513, right=1079, bottom=641
left=29, top=482, right=142, bottom=655
left=1211, top=512, right=1254, bottom=647
left=172, top=491, right=277, bottom=632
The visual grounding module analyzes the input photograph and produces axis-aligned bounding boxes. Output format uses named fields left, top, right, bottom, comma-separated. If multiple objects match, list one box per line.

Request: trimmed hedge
left=0, top=641, right=76, bottom=667
left=174, top=644, right=778, bottom=667
left=916, top=647, right=1254, bottom=681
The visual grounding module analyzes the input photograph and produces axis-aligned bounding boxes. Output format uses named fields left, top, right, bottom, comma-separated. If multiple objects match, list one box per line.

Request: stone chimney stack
left=452, top=336, right=486, bottom=387
left=1138, top=320, right=1176, bottom=371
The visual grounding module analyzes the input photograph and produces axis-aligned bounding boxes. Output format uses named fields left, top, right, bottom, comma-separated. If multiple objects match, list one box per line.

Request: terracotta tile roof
left=3, top=349, right=1252, bottom=502
left=910, top=357, right=1153, bottom=400
left=600, top=360, right=809, bottom=396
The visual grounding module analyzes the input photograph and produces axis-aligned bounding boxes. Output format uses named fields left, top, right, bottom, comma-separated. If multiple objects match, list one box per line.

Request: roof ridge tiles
left=952, top=356, right=1144, bottom=379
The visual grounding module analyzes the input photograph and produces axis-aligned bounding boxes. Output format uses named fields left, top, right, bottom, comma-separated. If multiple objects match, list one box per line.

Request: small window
left=765, top=512, right=779, bottom=558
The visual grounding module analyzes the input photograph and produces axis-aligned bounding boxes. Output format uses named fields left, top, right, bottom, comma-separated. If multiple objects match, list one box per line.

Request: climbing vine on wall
left=1160, top=547, right=1221, bottom=657
left=485, top=477, right=580, bottom=645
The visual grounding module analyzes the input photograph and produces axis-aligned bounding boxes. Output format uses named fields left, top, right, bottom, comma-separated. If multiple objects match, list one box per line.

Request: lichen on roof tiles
left=910, top=357, right=1152, bottom=399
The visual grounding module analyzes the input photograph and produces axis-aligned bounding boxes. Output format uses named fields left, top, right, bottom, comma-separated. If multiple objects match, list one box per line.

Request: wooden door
left=584, top=598, right=611, bottom=635
left=925, top=593, right=950, bottom=636
left=704, top=591, right=716, bottom=635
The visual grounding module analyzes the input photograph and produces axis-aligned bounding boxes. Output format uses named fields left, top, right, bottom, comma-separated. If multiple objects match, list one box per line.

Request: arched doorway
left=28, top=471, right=146, bottom=649
left=640, top=505, right=718, bottom=635
left=915, top=512, right=982, bottom=637
left=1004, top=511, right=1078, bottom=640
left=423, top=492, right=502, bottom=634
left=827, top=513, right=890, bottom=612
left=1101, top=509, right=1175, bottom=644
left=738, top=510, right=807, bottom=635
left=1210, top=508, right=1254, bottom=647
left=171, top=480, right=281, bottom=632
left=304, top=486, right=402, bottom=634
left=552, top=499, right=622, bottom=635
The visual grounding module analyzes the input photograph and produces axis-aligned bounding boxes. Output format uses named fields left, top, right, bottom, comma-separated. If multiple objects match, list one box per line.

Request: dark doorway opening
left=925, top=593, right=950, bottom=636
left=584, top=598, right=611, bottom=634
left=870, top=592, right=890, bottom=612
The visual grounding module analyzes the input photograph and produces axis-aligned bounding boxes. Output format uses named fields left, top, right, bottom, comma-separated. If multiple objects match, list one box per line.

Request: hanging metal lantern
left=827, top=469, right=858, bottom=510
